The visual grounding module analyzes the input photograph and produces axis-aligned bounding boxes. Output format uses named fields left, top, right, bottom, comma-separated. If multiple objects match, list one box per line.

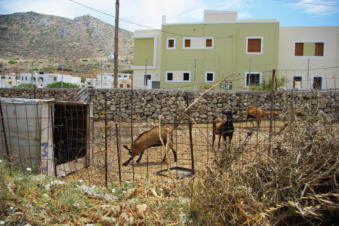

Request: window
left=205, top=72, right=214, bottom=82
left=246, top=37, right=263, bottom=54
left=144, top=74, right=151, bottom=86
left=313, top=77, right=322, bottom=90
left=295, top=43, right=303, bottom=56
left=293, top=76, right=302, bottom=89
left=166, top=71, right=191, bottom=82
left=315, top=43, right=324, bottom=56
left=184, top=39, right=191, bottom=48
left=183, top=73, right=190, bottom=81
left=120, top=84, right=123, bottom=88
left=245, top=73, right=261, bottom=87
left=206, top=39, right=212, bottom=48
left=183, top=37, right=214, bottom=49
left=54, top=77, right=57, bottom=81
left=294, top=42, right=324, bottom=56
left=127, top=84, right=131, bottom=88
left=167, top=38, right=176, bottom=49
left=166, top=72, right=173, bottom=81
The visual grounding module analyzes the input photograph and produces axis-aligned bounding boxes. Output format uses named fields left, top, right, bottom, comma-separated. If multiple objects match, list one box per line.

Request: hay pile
left=189, top=111, right=339, bottom=225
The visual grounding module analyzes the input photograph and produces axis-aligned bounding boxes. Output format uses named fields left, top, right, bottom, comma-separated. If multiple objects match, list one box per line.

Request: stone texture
left=1, top=88, right=338, bottom=123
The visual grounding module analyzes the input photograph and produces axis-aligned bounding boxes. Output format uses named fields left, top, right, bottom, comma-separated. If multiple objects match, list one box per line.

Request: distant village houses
left=88, top=73, right=132, bottom=89
left=0, top=72, right=132, bottom=89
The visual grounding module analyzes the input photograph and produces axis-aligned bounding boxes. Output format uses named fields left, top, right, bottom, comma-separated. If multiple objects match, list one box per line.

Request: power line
left=68, top=0, right=233, bottom=39
left=272, top=0, right=337, bottom=7
left=68, top=0, right=154, bottom=30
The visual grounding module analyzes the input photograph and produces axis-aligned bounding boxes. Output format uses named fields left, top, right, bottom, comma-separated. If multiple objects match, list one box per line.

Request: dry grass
left=69, top=118, right=287, bottom=185
left=1, top=105, right=338, bottom=225
left=187, top=111, right=339, bottom=225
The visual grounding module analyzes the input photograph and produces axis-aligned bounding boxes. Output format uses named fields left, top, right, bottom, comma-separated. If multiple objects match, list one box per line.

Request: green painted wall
left=134, top=38, right=154, bottom=67
left=303, top=42, right=314, bottom=56
left=159, top=22, right=279, bottom=89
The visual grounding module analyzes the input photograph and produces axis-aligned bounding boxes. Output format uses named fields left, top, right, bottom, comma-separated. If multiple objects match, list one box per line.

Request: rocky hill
left=0, top=12, right=133, bottom=59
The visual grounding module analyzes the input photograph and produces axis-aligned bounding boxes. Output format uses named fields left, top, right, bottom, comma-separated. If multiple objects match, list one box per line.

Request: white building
left=278, top=26, right=339, bottom=90
left=131, top=29, right=162, bottom=89
left=0, top=73, right=21, bottom=88
left=84, top=78, right=96, bottom=87
left=95, top=73, right=132, bottom=89
left=19, top=73, right=81, bottom=88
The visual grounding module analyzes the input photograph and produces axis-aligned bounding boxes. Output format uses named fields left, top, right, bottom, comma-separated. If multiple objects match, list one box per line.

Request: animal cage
left=0, top=98, right=93, bottom=177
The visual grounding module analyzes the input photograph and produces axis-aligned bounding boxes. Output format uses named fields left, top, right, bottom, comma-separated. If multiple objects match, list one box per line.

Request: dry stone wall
left=1, top=88, right=338, bottom=123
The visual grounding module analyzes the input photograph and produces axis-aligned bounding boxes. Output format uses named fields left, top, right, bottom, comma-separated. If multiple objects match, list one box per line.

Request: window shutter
left=315, top=43, right=324, bottom=56
left=295, top=43, right=303, bottom=56
left=206, top=39, right=212, bottom=47
left=248, top=39, right=261, bottom=52
left=185, top=39, right=191, bottom=48
left=168, top=39, right=174, bottom=48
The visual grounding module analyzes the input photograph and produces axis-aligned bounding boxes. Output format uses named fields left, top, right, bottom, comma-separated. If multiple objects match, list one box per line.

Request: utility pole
left=113, top=0, right=119, bottom=88
left=100, top=60, right=103, bottom=88
left=144, top=58, right=148, bottom=88
left=194, top=58, right=197, bottom=90
left=307, top=56, right=310, bottom=89
left=61, top=60, right=64, bottom=88
left=31, top=62, right=36, bottom=98
left=249, top=58, right=252, bottom=87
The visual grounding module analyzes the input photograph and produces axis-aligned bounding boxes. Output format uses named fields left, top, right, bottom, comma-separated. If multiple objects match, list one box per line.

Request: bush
left=188, top=110, right=339, bottom=225
left=16, top=84, right=36, bottom=88
left=250, top=76, right=287, bottom=91
left=8, top=60, right=16, bottom=65
left=46, top=82, right=79, bottom=88
left=121, top=69, right=133, bottom=74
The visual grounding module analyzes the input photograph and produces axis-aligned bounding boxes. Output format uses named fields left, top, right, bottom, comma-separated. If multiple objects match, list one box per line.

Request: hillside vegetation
left=0, top=12, right=133, bottom=59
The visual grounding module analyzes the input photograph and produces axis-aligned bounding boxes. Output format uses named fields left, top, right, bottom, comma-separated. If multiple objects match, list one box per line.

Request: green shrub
left=121, top=69, right=133, bottom=74
left=8, top=60, right=16, bottom=65
left=46, top=82, right=79, bottom=88
left=250, top=76, right=287, bottom=91
left=16, top=83, right=36, bottom=88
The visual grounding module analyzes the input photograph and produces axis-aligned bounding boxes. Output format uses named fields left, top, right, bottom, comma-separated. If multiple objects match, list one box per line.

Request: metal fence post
left=269, top=69, right=276, bottom=156
left=104, top=95, right=108, bottom=187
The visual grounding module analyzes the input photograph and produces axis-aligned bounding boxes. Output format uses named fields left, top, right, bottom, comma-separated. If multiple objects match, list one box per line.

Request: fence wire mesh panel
left=0, top=98, right=92, bottom=177
left=0, top=87, right=338, bottom=188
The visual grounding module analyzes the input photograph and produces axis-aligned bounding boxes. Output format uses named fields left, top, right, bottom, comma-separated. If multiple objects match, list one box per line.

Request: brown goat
left=246, top=105, right=278, bottom=128
left=122, top=125, right=177, bottom=166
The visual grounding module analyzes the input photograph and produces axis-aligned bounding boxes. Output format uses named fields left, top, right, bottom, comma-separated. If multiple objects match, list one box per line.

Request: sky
left=0, top=0, right=338, bottom=32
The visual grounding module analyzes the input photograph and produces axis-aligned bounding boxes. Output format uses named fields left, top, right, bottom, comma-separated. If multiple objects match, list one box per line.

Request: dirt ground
left=69, top=119, right=287, bottom=185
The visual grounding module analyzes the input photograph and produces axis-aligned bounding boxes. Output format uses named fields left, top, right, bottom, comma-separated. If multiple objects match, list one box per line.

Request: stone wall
left=1, top=88, right=338, bottom=123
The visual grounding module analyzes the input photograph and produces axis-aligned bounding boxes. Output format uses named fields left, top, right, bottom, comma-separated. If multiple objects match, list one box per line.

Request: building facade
left=132, top=10, right=339, bottom=90
left=18, top=73, right=81, bottom=88
left=95, top=73, right=132, bottom=89
left=132, top=30, right=162, bottom=89
left=278, top=26, right=339, bottom=90
left=0, top=73, right=20, bottom=88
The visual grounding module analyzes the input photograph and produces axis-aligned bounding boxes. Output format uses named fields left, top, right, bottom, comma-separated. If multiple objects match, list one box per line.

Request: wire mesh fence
left=0, top=84, right=338, bottom=187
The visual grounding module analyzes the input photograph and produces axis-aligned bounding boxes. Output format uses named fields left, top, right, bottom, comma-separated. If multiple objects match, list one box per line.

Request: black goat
left=212, top=111, right=235, bottom=151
